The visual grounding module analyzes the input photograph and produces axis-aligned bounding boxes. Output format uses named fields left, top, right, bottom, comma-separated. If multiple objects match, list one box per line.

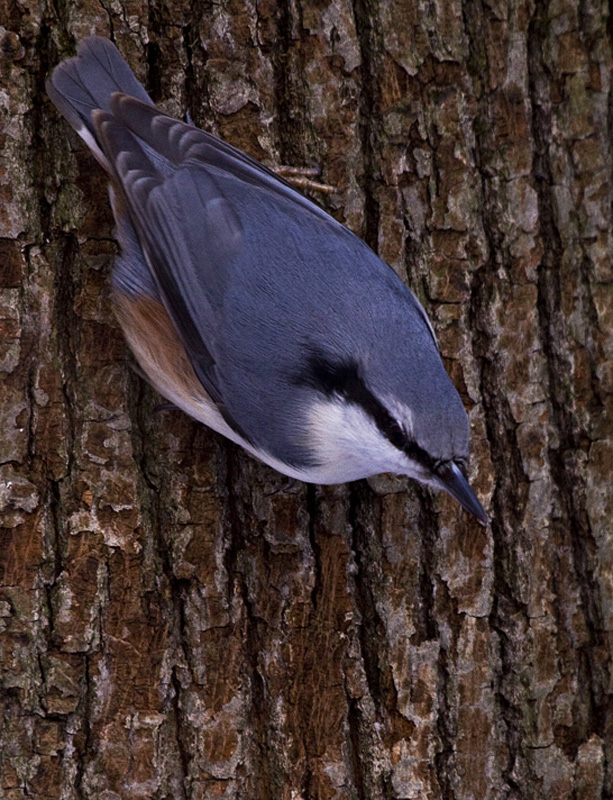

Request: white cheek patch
left=300, top=395, right=412, bottom=484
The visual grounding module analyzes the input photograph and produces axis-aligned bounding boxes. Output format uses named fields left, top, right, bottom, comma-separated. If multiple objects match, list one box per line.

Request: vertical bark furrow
left=271, top=0, right=311, bottom=166
left=351, top=0, right=382, bottom=251
left=528, top=0, right=613, bottom=763
left=347, top=483, right=394, bottom=798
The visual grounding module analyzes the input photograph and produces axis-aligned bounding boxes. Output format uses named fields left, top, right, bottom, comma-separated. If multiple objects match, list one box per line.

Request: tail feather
left=46, top=37, right=152, bottom=166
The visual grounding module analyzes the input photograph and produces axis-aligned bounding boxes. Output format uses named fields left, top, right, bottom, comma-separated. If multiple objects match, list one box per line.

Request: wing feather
left=94, top=110, right=231, bottom=410
left=108, top=93, right=355, bottom=233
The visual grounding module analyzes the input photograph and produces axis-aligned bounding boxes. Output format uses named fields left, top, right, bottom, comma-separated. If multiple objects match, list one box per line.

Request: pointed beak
left=434, top=461, right=489, bottom=525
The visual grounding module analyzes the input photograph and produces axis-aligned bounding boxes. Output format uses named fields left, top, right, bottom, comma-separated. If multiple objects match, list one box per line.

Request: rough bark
left=0, top=1, right=611, bottom=798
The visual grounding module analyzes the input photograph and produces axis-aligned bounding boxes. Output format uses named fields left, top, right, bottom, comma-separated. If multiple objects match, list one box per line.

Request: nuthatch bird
left=47, top=37, right=487, bottom=524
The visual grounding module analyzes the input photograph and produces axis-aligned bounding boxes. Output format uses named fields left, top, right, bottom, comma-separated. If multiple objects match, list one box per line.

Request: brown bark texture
left=0, top=0, right=611, bottom=798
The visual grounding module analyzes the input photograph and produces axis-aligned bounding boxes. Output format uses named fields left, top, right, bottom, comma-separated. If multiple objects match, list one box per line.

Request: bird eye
left=453, top=457, right=468, bottom=476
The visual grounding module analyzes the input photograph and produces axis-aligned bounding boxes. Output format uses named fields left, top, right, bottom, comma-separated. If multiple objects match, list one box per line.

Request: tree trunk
left=0, top=1, right=611, bottom=798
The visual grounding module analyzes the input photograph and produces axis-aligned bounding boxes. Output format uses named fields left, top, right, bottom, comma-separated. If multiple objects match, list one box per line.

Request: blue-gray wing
left=107, top=93, right=352, bottom=235
left=105, top=93, right=439, bottom=351
left=94, top=110, right=237, bottom=406
left=91, top=95, right=369, bottom=413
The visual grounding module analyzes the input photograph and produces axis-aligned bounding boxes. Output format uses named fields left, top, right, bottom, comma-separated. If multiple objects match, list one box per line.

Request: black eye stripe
left=295, top=353, right=433, bottom=470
